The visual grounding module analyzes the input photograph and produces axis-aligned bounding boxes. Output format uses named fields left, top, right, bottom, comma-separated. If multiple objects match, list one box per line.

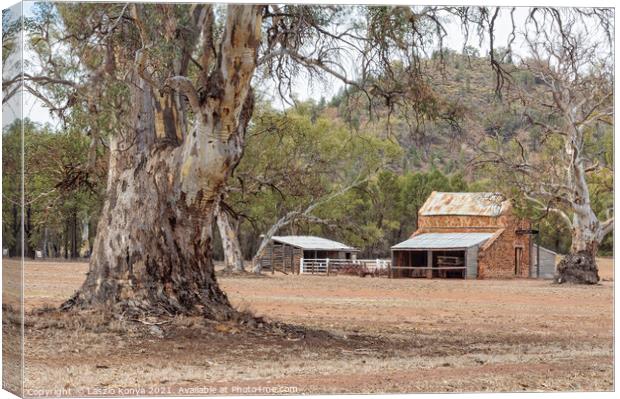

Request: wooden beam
left=427, top=250, right=433, bottom=279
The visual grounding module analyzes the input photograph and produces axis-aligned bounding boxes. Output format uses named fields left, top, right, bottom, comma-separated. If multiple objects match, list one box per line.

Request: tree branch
left=598, top=217, right=614, bottom=242
left=525, top=193, right=573, bottom=229
left=252, top=175, right=367, bottom=272
left=164, top=76, right=202, bottom=116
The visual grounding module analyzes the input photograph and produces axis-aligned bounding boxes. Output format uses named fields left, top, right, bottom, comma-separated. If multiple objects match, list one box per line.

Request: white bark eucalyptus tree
left=215, top=199, right=245, bottom=273
left=473, top=8, right=614, bottom=284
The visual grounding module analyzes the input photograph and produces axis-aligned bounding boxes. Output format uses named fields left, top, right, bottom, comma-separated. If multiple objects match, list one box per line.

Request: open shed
left=391, top=232, right=493, bottom=279
left=257, top=235, right=358, bottom=274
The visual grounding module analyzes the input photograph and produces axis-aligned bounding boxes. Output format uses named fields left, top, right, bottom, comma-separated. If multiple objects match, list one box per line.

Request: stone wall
left=417, top=215, right=503, bottom=231
left=477, top=214, right=531, bottom=279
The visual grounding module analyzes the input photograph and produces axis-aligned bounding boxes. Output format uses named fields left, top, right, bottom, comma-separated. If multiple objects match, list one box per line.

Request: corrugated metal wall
left=531, top=245, right=557, bottom=279
left=466, top=246, right=478, bottom=278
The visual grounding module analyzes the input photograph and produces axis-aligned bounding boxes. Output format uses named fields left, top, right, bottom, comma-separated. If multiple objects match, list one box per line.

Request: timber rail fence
left=299, top=258, right=390, bottom=275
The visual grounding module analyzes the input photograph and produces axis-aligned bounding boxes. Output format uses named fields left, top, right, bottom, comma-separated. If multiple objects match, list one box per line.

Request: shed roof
left=419, top=192, right=509, bottom=217
left=533, top=244, right=558, bottom=256
left=271, top=235, right=358, bottom=251
left=391, top=232, right=494, bottom=250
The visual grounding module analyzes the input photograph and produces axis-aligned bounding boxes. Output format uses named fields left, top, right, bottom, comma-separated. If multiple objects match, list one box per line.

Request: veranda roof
left=391, top=232, right=494, bottom=250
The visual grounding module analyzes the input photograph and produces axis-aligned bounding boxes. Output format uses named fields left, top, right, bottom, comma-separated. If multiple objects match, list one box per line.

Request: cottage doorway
left=514, top=247, right=523, bottom=275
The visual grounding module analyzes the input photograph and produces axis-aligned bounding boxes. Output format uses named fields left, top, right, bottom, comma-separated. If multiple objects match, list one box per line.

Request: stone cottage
left=390, top=192, right=539, bottom=279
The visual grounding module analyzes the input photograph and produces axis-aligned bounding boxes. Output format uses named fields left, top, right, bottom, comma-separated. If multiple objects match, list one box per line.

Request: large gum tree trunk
left=555, top=209, right=601, bottom=285
left=62, top=5, right=261, bottom=319
left=62, top=81, right=231, bottom=318
left=554, top=120, right=606, bottom=285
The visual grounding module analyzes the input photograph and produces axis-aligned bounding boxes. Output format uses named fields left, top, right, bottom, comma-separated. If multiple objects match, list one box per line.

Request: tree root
left=60, top=287, right=237, bottom=322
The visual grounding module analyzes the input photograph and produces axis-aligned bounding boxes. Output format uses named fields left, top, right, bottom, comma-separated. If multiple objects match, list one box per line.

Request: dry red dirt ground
left=2, top=258, right=614, bottom=395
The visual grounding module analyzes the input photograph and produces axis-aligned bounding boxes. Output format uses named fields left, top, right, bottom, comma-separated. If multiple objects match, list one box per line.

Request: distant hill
left=321, top=51, right=540, bottom=176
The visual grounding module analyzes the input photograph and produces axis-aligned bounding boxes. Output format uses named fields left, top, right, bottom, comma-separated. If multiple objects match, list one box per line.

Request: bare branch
left=598, top=217, right=614, bottom=242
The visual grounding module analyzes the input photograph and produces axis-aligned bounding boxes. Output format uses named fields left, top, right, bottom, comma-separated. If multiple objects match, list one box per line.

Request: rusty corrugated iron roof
left=419, top=192, right=509, bottom=217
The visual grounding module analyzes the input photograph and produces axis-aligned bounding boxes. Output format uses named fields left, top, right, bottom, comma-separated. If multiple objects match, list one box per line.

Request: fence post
left=326, top=258, right=330, bottom=276
left=299, top=258, right=304, bottom=274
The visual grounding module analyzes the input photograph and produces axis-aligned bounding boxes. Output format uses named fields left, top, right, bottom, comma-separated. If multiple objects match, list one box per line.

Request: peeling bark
left=216, top=204, right=245, bottom=273
left=553, top=113, right=608, bottom=284
left=62, top=81, right=231, bottom=318
left=62, top=5, right=262, bottom=319
left=555, top=210, right=601, bottom=284
left=79, top=217, right=90, bottom=258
